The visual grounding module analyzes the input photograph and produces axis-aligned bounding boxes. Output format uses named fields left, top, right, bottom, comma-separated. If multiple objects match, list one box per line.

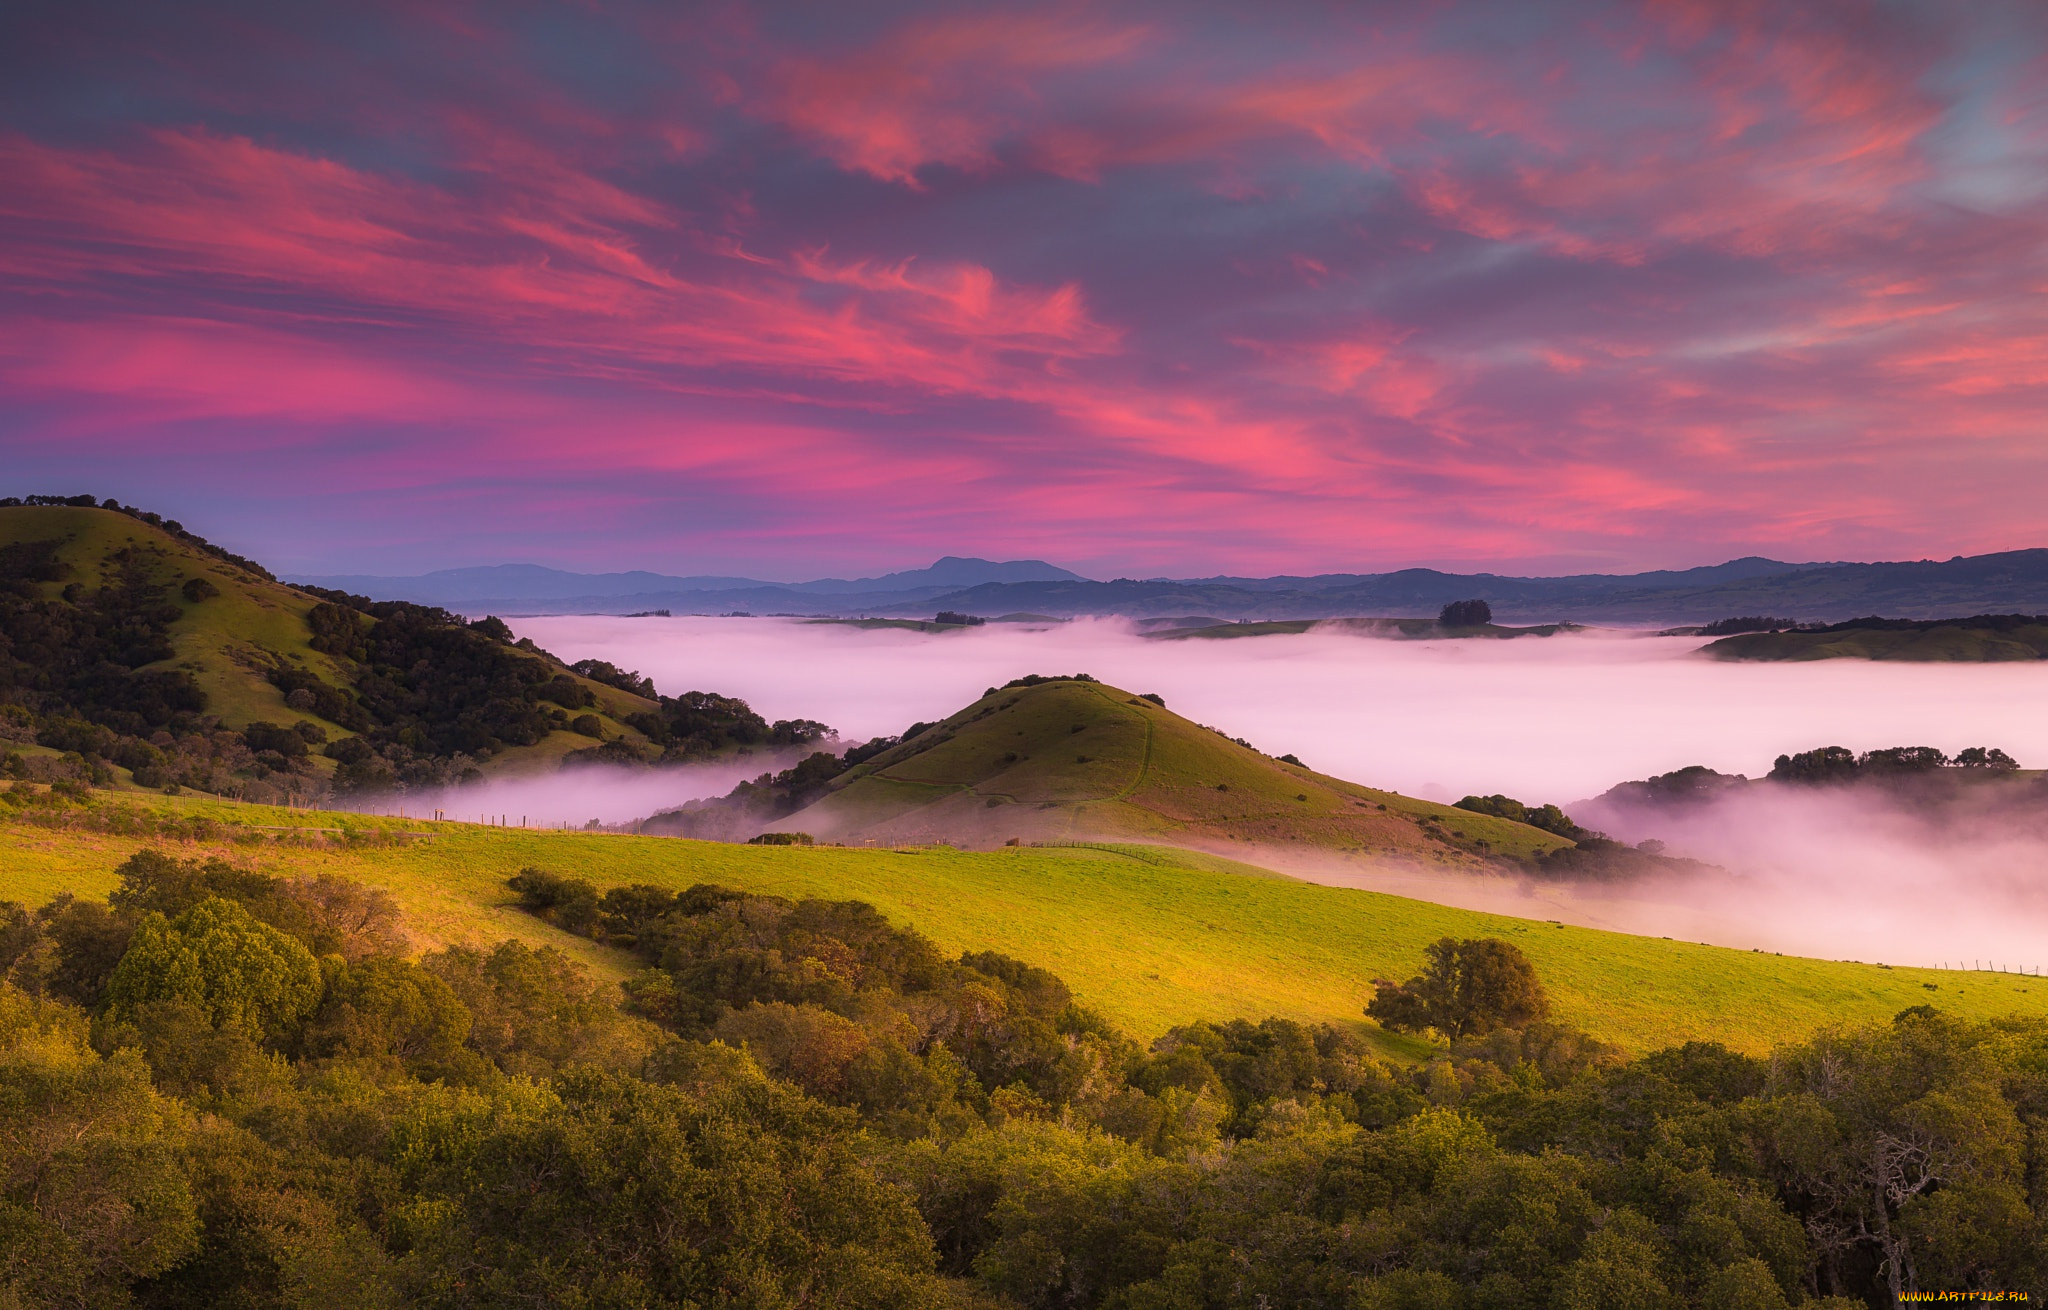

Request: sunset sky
left=3, top=1, right=2044, bottom=577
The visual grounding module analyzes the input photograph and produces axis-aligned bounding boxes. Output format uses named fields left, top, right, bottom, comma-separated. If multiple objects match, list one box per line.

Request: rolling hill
left=0, top=500, right=809, bottom=801
left=763, top=675, right=1573, bottom=864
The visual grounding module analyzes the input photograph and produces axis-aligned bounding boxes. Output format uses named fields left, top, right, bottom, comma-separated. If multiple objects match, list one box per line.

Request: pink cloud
left=3, top=0, right=2046, bottom=575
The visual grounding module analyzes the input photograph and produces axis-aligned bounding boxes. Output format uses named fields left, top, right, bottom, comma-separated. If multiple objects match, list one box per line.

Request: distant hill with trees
left=1704, top=612, right=2048, bottom=660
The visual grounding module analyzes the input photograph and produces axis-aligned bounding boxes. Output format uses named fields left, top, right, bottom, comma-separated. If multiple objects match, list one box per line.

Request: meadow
left=6, top=792, right=2043, bottom=1057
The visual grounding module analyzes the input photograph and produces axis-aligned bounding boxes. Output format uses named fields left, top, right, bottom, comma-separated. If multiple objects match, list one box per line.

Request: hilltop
left=0, top=499, right=818, bottom=802
left=662, top=675, right=1575, bottom=865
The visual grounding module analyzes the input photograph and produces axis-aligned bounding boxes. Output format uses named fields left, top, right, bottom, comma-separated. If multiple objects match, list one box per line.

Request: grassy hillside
left=0, top=503, right=665, bottom=789
left=1707, top=615, right=2048, bottom=661
left=781, top=678, right=1573, bottom=863
left=4, top=791, right=2040, bottom=1055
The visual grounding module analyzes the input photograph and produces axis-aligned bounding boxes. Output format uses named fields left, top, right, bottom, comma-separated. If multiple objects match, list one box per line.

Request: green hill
left=778, top=676, right=1572, bottom=863
left=0, top=501, right=815, bottom=801
left=1706, top=613, right=2048, bottom=661
left=4, top=789, right=2040, bottom=1056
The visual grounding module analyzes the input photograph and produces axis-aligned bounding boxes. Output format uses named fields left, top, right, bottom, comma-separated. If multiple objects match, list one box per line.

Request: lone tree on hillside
left=1367, top=936, right=1550, bottom=1038
left=1439, top=598, right=1492, bottom=627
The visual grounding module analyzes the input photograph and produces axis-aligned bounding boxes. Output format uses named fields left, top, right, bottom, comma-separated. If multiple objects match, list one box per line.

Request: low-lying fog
left=480, top=616, right=2048, bottom=971
left=513, top=616, right=2048, bottom=801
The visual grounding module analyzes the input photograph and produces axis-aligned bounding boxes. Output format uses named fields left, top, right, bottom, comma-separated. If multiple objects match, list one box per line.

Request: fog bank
left=346, top=753, right=812, bottom=828
left=511, top=616, right=2048, bottom=803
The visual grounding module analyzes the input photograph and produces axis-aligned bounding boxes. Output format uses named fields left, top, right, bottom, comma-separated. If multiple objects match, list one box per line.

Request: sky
left=3, top=0, right=2045, bottom=578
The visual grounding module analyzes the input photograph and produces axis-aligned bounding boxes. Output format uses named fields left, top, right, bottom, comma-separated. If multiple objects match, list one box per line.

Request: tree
left=1454, top=793, right=1583, bottom=838
left=1368, top=937, right=1550, bottom=1038
left=1439, top=599, right=1492, bottom=627
left=1763, top=1012, right=2028, bottom=1304
left=1952, top=746, right=2019, bottom=770
left=0, top=987, right=200, bottom=1305
left=104, top=897, right=321, bottom=1040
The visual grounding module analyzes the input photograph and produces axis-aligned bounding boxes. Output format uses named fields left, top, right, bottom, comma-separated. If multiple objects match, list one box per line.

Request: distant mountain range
left=294, top=556, right=1087, bottom=613
left=292, top=549, right=2048, bottom=626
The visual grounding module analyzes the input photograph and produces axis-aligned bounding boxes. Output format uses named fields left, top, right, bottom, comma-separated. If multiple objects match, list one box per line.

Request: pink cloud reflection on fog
left=508, top=617, right=2048, bottom=804
left=2, top=1, right=2046, bottom=574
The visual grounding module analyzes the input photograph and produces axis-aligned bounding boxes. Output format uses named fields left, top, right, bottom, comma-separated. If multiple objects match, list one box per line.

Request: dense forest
left=3, top=850, right=2038, bottom=1307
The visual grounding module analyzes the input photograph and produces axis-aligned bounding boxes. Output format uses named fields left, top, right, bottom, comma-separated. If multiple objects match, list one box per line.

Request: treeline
left=1, top=852, right=2044, bottom=1305
left=1769, top=743, right=2020, bottom=783
left=1700, top=614, right=2048, bottom=638
left=1594, top=745, right=2026, bottom=815
left=1457, top=740, right=2027, bottom=881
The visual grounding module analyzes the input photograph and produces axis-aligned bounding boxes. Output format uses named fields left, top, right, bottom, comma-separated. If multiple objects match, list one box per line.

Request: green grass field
left=4, top=793, right=2040, bottom=1058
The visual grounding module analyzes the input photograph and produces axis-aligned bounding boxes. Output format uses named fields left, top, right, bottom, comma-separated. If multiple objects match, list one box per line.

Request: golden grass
left=3, top=793, right=2039, bottom=1058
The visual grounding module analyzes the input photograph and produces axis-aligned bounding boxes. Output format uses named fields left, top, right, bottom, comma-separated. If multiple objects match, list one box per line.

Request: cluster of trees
left=1454, top=793, right=1585, bottom=838
left=1452, top=792, right=1726, bottom=881
left=2, top=852, right=2045, bottom=1305
left=1770, top=744, right=2021, bottom=784
left=295, top=593, right=614, bottom=787
left=618, top=687, right=831, bottom=764
left=1700, top=616, right=1803, bottom=635
left=1438, top=599, right=1493, bottom=627
left=934, top=612, right=986, bottom=627
left=1598, top=763, right=1751, bottom=807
